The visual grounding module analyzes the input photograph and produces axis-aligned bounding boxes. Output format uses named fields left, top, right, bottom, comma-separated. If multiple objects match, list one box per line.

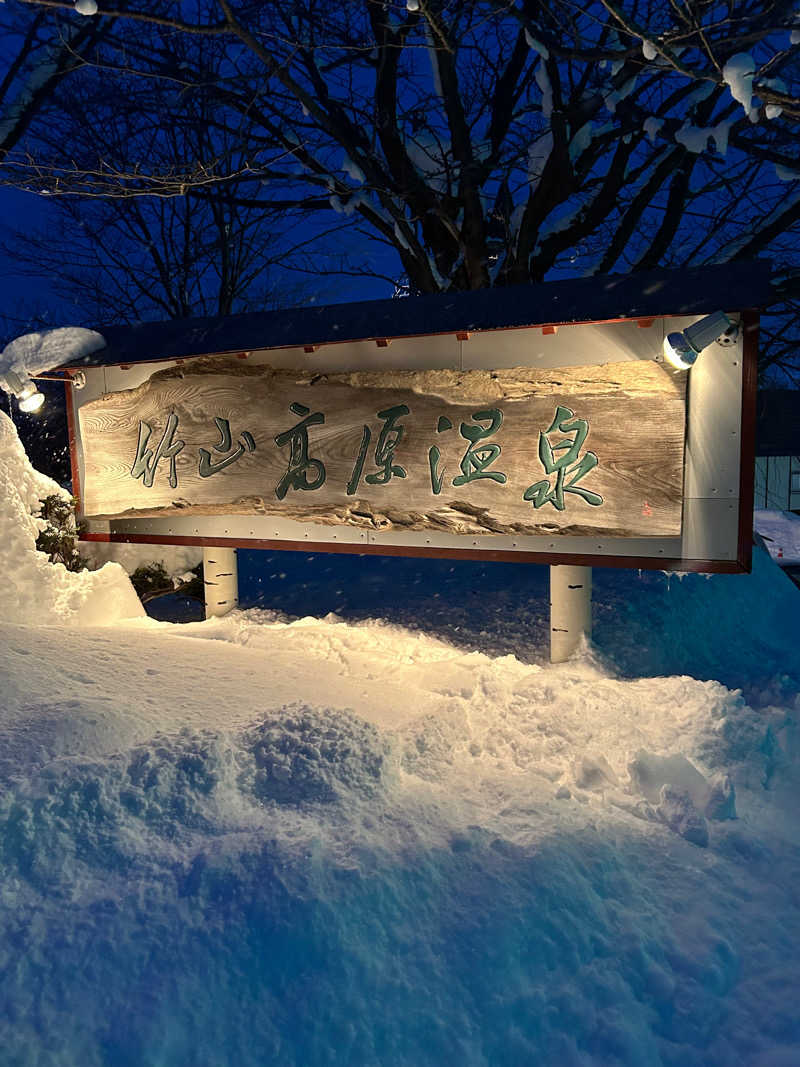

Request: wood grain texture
left=78, top=357, right=687, bottom=537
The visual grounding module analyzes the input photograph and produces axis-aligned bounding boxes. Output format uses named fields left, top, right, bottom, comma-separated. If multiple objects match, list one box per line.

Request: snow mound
left=630, top=751, right=736, bottom=822
left=0, top=652, right=797, bottom=1065
left=656, top=784, right=710, bottom=846
left=244, top=705, right=392, bottom=804
left=0, top=579, right=799, bottom=1065
left=0, top=412, right=143, bottom=626
left=151, top=605, right=792, bottom=847
left=601, top=547, right=800, bottom=697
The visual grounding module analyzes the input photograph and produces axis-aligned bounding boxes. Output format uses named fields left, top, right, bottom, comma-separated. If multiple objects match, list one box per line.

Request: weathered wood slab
left=78, top=358, right=687, bottom=537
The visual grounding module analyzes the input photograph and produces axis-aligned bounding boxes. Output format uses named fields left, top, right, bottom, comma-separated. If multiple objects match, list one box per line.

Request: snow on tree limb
left=0, top=328, right=105, bottom=391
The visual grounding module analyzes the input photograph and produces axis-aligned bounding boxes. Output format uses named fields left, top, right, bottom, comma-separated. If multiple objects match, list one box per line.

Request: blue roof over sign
left=58, top=261, right=774, bottom=370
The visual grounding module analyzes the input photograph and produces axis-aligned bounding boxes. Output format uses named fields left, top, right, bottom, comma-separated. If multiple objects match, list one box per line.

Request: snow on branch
left=0, top=328, right=106, bottom=392
left=722, top=54, right=756, bottom=114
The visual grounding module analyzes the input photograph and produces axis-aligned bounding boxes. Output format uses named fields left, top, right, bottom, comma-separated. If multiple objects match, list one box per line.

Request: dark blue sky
left=0, top=181, right=397, bottom=340
left=0, top=186, right=79, bottom=327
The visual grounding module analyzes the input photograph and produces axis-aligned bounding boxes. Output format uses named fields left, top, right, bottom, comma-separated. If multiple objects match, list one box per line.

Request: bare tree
left=0, top=0, right=798, bottom=365
left=1, top=26, right=327, bottom=322
left=0, top=6, right=108, bottom=158
left=1, top=132, right=312, bottom=323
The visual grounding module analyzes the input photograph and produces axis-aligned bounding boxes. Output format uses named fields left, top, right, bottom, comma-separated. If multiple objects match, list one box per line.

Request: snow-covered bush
left=35, top=492, right=88, bottom=572
left=129, top=560, right=203, bottom=604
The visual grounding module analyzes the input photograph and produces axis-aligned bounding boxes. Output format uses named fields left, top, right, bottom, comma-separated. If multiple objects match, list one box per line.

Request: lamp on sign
left=663, top=311, right=738, bottom=370
left=3, top=370, right=45, bottom=413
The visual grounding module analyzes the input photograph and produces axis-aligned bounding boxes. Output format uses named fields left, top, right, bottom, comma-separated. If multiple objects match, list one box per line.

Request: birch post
left=550, top=565, right=592, bottom=662
left=203, top=547, right=239, bottom=618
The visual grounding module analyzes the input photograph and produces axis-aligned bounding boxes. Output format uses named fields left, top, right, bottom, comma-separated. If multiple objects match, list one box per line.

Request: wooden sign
left=78, top=358, right=686, bottom=537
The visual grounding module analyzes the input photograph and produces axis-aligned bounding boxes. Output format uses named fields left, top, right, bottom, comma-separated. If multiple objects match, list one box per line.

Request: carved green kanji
left=274, top=402, right=326, bottom=499
left=131, top=412, right=185, bottom=490
left=524, top=405, right=603, bottom=510
left=452, top=409, right=507, bottom=487
left=198, top=417, right=255, bottom=477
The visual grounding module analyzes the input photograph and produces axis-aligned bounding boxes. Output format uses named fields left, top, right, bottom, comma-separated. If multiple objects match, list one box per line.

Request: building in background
left=755, top=390, right=800, bottom=512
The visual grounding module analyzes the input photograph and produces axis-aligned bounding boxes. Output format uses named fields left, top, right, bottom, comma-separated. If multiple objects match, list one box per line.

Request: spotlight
left=18, top=387, right=45, bottom=413
left=663, top=311, right=737, bottom=370
left=3, top=369, right=45, bottom=413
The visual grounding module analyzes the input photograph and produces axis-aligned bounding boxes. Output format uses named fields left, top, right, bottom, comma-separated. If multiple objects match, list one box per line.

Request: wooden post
left=203, top=547, right=239, bottom=618
left=550, top=565, right=591, bottom=662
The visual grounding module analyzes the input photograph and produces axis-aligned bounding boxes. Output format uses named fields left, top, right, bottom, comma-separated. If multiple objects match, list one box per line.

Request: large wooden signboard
left=78, top=357, right=686, bottom=538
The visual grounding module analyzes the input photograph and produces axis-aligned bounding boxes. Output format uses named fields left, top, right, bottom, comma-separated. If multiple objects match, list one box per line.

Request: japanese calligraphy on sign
left=78, top=358, right=686, bottom=537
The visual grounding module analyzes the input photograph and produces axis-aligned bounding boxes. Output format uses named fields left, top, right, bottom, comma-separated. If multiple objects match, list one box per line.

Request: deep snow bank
left=595, top=547, right=800, bottom=699
left=235, top=541, right=800, bottom=700
left=0, top=411, right=143, bottom=625
left=1, top=409, right=799, bottom=1065
left=1, top=591, right=799, bottom=1065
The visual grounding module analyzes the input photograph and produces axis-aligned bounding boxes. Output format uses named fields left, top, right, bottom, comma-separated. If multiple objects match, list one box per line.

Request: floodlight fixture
left=663, top=311, right=737, bottom=370
left=18, top=388, right=45, bottom=413
left=4, top=369, right=45, bottom=413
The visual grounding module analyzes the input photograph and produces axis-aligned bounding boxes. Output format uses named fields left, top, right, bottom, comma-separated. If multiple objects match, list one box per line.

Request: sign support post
left=550, top=565, right=592, bottom=663
left=203, top=547, right=239, bottom=619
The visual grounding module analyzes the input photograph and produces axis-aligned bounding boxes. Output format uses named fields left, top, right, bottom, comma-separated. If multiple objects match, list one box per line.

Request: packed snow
left=525, top=30, right=549, bottom=60
left=569, top=121, right=593, bottom=160
left=603, top=76, right=638, bottom=115
left=528, top=131, right=553, bottom=188
left=675, top=121, right=732, bottom=157
left=341, top=154, right=365, bottom=185
left=1, top=416, right=800, bottom=1066
left=643, top=117, right=664, bottom=144
left=754, top=509, right=800, bottom=565
left=82, top=538, right=202, bottom=580
left=535, top=60, right=553, bottom=119
left=0, top=327, right=105, bottom=396
left=0, top=412, right=143, bottom=626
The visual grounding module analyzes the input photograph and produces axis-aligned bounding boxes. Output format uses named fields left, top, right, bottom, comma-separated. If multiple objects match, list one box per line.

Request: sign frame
left=61, top=310, right=758, bottom=574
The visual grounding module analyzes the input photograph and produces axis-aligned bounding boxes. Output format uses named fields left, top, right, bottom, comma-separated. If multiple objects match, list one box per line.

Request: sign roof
left=56, top=261, right=773, bottom=371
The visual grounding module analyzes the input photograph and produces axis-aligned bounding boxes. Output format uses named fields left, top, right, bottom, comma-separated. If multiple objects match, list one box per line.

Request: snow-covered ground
left=754, top=509, right=800, bottom=566
left=2, top=411, right=800, bottom=1067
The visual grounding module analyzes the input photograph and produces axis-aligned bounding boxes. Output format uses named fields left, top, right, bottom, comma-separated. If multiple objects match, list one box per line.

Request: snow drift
left=1, top=575, right=799, bottom=1065
left=0, top=411, right=143, bottom=625
left=1, top=416, right=799, bottom=1065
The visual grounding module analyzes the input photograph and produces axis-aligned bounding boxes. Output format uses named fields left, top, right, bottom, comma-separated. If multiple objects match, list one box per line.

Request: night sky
left=0, top=186, right=80, bottom=326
